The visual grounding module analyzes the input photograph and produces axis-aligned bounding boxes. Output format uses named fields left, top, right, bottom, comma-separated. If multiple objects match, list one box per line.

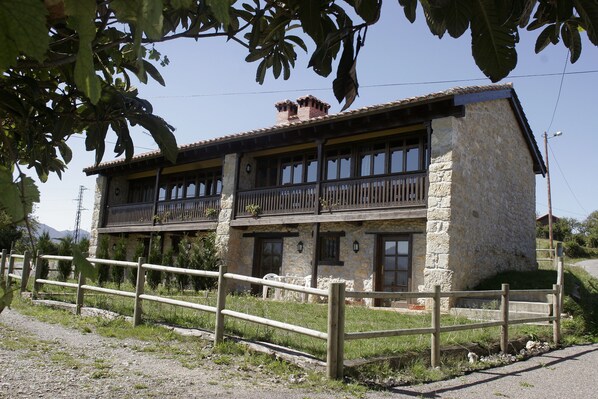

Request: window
left=325, top=148, right=351, bottom=180
left=256, top=153, right=318, bottom=187
left=157, top=169, right=222, bottom=201
left=318, top=233, right=344, bottom=266
left=359, top=143, right=386, bottom=177
left=128, top=178, right=155, bottom=203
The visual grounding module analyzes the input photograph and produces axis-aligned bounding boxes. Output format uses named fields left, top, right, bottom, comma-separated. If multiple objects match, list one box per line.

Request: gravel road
left=1, top=308, right=597, bottom=399
left=575, top=259, right=598, bottom=279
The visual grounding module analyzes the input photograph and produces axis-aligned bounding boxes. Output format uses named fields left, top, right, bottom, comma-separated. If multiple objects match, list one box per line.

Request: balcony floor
left=230, top=207, right=427, bottom=227
left=98, top=221, right=218, bottom=234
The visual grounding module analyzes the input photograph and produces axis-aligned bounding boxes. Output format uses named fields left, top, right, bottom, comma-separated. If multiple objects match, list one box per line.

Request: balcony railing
left=156, top=196, right=220, bottom=224
left=103, top=197, right=220, bottom=227
left=236, top=173, right=427, bottom=217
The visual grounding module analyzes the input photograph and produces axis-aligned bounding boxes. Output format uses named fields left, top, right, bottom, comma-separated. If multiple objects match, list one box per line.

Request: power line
left=548, top=141, right=588, bottom=216
left=150, top=69, right=598, bottom=99
left=546, top=50, right=569, bottom=133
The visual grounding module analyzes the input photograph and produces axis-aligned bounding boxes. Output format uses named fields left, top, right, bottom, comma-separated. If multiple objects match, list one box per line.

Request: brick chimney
left=296, top=95, right=330, bottom=121
left=275, top=99, right=298, bottom=125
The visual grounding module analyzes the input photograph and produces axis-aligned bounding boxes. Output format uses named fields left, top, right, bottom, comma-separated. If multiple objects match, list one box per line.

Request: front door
left=253, top=238, right=283, bottom=279
left=375, top=235, right=411, bottom=307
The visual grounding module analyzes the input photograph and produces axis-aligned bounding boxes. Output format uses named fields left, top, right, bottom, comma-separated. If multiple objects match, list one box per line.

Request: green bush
left=147, top=235, right=162, bottom=289
left=175, top=237, right=191, bottom=292
left=190, top=233, right=220, bottom=292
left=161, top=248, right=174, bottom=290
left=111, top=237, right=127, bottom=287
left=36, top=231, right=57, bottom=280
left=56, top=236, right=74, bottom=281
left=96, top=235, right=110, bottom=286
left=564, top=241, right=588, bottom=258
left=128, top=241, right=145, bottom=286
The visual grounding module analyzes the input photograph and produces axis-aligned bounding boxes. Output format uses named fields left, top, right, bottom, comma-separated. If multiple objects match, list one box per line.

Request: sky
left=34, top=3, right=598, bottom=233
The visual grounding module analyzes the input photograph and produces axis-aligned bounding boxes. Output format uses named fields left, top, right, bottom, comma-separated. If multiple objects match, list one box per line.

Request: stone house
left=84, top=84, right=545, bottom=306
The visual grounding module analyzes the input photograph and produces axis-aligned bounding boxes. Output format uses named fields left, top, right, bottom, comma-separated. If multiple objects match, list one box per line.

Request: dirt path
left=2, top=308, right=597, bottom=398
left=575, top=259, right=598, bottom=279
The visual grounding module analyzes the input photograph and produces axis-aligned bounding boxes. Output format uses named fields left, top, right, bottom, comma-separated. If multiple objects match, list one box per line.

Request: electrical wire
left=150, top=69, right=598, bottom=99
left=546, top=51, right=569, bottom=133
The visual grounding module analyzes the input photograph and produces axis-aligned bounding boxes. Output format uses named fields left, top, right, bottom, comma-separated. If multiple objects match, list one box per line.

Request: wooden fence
left=2, top=249, right=561, bottom=380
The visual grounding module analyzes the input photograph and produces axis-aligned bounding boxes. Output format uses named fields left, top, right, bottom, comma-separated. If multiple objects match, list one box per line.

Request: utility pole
left=543, top=131, right=562, bottom=257
left=73, top=185, right=88, bottom=244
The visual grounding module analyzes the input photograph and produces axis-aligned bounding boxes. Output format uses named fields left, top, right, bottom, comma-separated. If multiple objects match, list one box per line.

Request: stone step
left=455, top=298, right=552, bottom=314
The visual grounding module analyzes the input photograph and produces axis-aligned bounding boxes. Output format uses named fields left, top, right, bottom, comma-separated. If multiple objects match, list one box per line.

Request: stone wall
left=425, top=99, right=537, bottom=297
left=231, top=219, right=426, bottom=297
left=88, top=176, right=108, bottom=257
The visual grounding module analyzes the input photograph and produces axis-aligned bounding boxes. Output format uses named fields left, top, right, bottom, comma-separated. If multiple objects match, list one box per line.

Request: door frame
left=374, top=234, right=413, bottom=306
left=251, top=236, right=284, bottom=292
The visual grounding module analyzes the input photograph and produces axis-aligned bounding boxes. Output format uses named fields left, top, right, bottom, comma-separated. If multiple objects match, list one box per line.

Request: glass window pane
left=397, top=272, right=408, bottom=286
left=158, top=185, right=167, bottom=201
left=373, top=152, right=385, bottom=175
left=281, top=165, right=291, bottom=185
left=406, top=147, right=419, bottom=171
left=306, top=160, right=317, bottom=182
left=198, top=182, right=206, bottom=197
left=385, top=241, right=396, bottom=255
left=360, top=154, right=371, bottom=176
left=384, top=272, right=395, bottom=285
left=185, top=182, right=196, bottom=198
left=397, top=241, right=409, bottom=255
left=340, top=156, right=351, bottom=178
left=391, top=150, right=404, bottom=173
left=216, top=178, right=222, bottom=194
left=293, top=163, right=303, bottom=184
left=384, top=256, right=396, bottom=270
left=327, top=159, right=337, bottom=180
left=397, top=257, right=409, bottom=270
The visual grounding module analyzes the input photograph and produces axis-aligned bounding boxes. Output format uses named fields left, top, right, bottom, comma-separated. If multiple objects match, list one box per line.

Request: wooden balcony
left=103, top=197, right=220, bottom=228
left=236, top=173, right=427, bottom=218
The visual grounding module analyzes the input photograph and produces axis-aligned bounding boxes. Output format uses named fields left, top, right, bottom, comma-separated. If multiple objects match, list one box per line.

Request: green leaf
left=421, top=0, right=448, bottom=38
left=354, top=0, right=381, bottom=24
left=573, top=0, right=598, bottom=45
left=73, top=246, right=97, bottom=281
left=0, top=0, right=49, bottom=72
left=535, top=25, right=554, bottom=53
left=0, top=169, right=39, bottom=223
left=398, top=0, right=418, bottom=23
left=129, top=114, right=178, bottom=163
left=444, top=0, right=472, bottom=38
left=563, top=22, right=582, bottom=63
left=333, top=33, right=358, bottom=110
left=297, top=0, right=324, bottom=41
left=143, top=60, right=166, bottom=86
left=65, top=0, right=102, bottom=104
left=470, top=0, right=518, bottom=82
left=111, top=0, right=164, bottom=40
left=206, top=0, right=230, bottom=26
left=170, top=0, right=193, bottom=9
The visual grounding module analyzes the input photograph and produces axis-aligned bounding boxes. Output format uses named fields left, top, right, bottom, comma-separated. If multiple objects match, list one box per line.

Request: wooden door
left=375, top=235, right=411, bottom=306
left=253, top=238, right=283, bottom=278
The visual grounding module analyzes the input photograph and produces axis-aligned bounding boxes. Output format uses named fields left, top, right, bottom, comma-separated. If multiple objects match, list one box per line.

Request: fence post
left=555, top=242, right=564, bottom=311
left=336, top=282, right=346, bottom=379
left=552, top=284, right=561, bottom=345
left=500, top=283, right=510, bottom=353
left=431, top=285, right=441, bottom=368
left=75, top=271, right=85, bottom=316
left=0, top=249, right=7, bottom=277
left=327, top=282, right=342, bottom=379
left=6, top=251, right=15, bottom=289
left=19, top=250, right=31, bottom=293
left=133, top=257, right=146, bottom=327
left=32, top=251, right=43, bottom=299
left=214, top=264, right=228, bottom=344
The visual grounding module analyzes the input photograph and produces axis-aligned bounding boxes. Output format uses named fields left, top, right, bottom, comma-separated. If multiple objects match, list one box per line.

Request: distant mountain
left=37, top=223, right=90, bottom=241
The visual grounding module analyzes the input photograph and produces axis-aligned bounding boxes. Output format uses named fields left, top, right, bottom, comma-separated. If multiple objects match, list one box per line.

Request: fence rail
left=2, top=249, right=562, bottom=380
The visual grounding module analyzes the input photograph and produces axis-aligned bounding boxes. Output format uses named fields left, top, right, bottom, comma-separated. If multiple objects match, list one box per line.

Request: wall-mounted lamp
left=186, top=242, right=192, bottom=250
left=297, top=241, right=304, bottom=253
left=245, top=163, right=252, bottom=174
left=352, top=240, right=360, bottom=253
left=114, top=187, right=120, bottom=196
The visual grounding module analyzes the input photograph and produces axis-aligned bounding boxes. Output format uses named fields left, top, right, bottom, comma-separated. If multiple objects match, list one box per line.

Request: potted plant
left=204, top=207, right=218, bottom=219
left=245, top=203, right=261, bottom=217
